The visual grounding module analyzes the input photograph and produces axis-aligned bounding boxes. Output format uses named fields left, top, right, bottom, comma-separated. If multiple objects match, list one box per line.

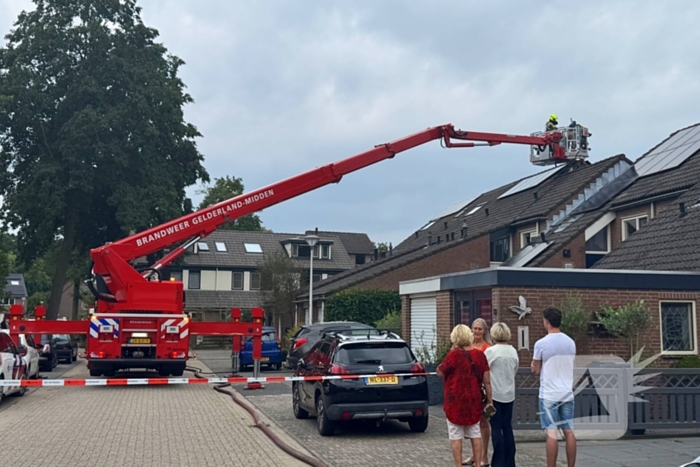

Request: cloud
left=2, top=0, right=700, bottom=245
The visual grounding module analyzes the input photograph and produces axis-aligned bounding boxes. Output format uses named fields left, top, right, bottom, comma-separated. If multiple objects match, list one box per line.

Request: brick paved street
left=0, top=359, right=313, bottom=467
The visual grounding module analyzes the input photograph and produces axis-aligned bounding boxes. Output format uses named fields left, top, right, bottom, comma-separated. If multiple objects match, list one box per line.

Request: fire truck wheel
left=103, top=366, right=116, bottom=377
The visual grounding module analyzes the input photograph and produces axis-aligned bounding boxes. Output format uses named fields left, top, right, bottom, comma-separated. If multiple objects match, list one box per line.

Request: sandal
left=461, top=461, right=474, bottom=466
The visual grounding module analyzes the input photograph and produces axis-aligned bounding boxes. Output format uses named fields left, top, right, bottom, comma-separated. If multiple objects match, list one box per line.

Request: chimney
left=373, top=248, right=378, bottom=260
left=485, top=208, right=490, bottom=216
left=415, top=232, right=419, bottom=238
left=540, top=231, right=546, bottom=243
left=680, top=202, right=686, bottom=217
left=315, top=227, right=318, bottom=235
left=389, top=243, right=393, bottom=256
left=427, top=231, right=433, bottom=246
left=534, top=192, right=538, bottom=201
left=461, top=221, right=467, bottom=239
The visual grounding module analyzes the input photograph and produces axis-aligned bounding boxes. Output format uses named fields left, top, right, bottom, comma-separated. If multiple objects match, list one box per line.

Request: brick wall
left=352, top=235, right=490, bottom=291
left=540, top=232, right=586, bottom=269
left=436, top=291, right=454, bottom=342
left=493, top=286, right=700, bottom=367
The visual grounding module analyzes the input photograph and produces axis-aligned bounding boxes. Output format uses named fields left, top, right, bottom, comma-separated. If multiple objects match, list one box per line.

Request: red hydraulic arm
left=88, top=124, right=562, bottom=312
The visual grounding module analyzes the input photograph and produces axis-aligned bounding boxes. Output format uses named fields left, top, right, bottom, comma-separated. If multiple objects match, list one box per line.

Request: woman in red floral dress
left=438, top=324, right=494, bottom=467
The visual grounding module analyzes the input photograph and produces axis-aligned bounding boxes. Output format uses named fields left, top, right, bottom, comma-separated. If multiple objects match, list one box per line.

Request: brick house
left=399, top=268, right=700, bottom=366
left=297, top=153, right=635, bottom=317
left=161, top=229, right=372, bottom=331
left=398, top=122, right=700, bottom=364
left=2, top=274, right=27, bottom=307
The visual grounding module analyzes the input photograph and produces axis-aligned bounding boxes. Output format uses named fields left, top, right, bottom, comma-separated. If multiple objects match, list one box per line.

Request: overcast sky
left=2, top=1, right=699, bottom=246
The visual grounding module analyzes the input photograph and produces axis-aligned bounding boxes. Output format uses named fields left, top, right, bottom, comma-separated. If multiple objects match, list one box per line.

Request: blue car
left=239, top=326, right=282, bottom=371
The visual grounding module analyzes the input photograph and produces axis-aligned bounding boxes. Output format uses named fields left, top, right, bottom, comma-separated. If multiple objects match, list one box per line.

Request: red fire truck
left=7, top=122, right=589, bottom=377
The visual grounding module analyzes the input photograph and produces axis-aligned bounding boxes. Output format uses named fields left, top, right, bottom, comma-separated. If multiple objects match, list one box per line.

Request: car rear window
left=54, top=334, right=70, bottom=342
left=245, top=332, right=276, bottom=342
left=335, top=342, right=412, bottom=365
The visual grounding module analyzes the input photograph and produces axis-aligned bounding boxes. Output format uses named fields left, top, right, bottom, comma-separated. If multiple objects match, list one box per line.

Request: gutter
left=611, top=189, right=688, bottom=211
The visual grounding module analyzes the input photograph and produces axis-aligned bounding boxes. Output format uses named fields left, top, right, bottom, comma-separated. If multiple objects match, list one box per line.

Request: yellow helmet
left=549, top=114, right=558, bottom=121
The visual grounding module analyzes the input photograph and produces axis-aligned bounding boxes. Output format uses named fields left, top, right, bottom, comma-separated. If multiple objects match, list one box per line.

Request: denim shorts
left=539, top=398, right=575, bottom=430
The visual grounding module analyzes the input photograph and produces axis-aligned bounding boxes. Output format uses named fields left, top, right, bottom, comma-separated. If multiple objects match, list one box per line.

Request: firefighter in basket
left=545, top=114, right=559, bottom=131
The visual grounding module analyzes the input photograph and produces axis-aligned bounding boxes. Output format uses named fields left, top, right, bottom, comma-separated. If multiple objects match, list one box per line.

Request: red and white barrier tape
left=0, top=372, right=437, bottom=387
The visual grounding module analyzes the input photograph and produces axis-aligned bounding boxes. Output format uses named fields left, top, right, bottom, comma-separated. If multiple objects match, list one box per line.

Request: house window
left=231, top=272, right=243, bottom=290
left=196, top=242, right=209, bottom=252
left=170, top=271, right=183, bottom=282
left=660, top=302, right=696, bottom=354
left=215, top=242, right=227, bottom=252
left=244, top=243, right=263, bottom=254
left=355, top=254, right=365, bottom=265
left=520, top=229, right=537, bottom=249
left=312, top=273, right=322, bottom=283
left=250, top=272, right=261, bottom=290
left=9, top=280, right=20, bottom=286
left=188, top=271, right=201, bottom=290
left=621, top=215, right=648, bottom=241
left=490, top=235, right=511, bottom=262
left=585, top=226, right=610, bottom=253
left=321, top=244, right=330, bottom=259
left=296, top=244, right=311, bottom=258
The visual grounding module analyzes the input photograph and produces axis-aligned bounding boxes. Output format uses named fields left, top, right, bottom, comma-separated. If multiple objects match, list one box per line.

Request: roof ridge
left=635, top=122, right=700, bottom=163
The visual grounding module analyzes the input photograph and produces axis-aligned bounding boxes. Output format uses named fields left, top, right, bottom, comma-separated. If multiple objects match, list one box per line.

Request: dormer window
left=244, top=243, right=263, bottom=253
left=196, top=242, right=209, bottom=252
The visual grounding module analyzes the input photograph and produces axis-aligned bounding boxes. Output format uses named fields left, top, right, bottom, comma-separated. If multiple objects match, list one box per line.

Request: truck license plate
left=129, top=338, right=151, bottom=344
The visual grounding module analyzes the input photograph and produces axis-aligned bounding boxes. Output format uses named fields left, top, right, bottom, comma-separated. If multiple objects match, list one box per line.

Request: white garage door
left=409, top=295, right=437, bottom=357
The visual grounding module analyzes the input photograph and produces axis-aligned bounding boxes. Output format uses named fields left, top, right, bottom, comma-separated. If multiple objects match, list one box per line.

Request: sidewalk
left=429, top=404, right=700, bottom=466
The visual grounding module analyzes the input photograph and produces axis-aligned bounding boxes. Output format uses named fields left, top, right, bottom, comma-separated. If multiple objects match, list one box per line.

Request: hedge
left=325, top=289, right=401, bottom=326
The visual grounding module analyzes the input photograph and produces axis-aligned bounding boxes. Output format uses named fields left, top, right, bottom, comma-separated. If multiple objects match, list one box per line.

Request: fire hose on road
left=186, top=366, right=328, bottom=467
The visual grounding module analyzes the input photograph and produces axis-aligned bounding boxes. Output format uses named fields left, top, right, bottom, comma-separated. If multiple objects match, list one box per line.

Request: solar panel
left=421, top=197, right=478, bottom=229
left=635, top=125, right=700, bottom=177
left=497, top=165, right=564, bottom=199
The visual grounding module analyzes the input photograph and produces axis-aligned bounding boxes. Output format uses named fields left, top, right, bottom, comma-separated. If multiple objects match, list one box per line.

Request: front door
left=454, top=289, right=493, bottom=326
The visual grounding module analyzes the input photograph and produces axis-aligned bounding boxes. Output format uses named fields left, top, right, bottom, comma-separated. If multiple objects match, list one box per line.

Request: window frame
left=188, top=271, right=201, bottom=290
left=215, top=242, right=227, bottom=252
left=490, top=235, right=511, bottom=263
left=170, top=271, right=183, bottom=282
left=250, top=272, right=261, bottom=290
left=585, top=224, right=611, bottom=254
left=244, top=243, right=263, bottom=254
left=621, top=215, right=648, bottom=241
left=321, top=244, right=330, bottom=259
left=659, top=300, right=698, bottom=356
left=520, top=229, right=538, bottom=249
left=231, top=271, right=243, bottom=290
left=196, top=242, right=210, bottom=252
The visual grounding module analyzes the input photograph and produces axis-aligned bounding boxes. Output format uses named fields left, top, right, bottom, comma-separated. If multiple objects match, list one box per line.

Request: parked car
left=0, top=331, right=28, bottom=403
left=239, top=326, right=282, bottom=371
left=37, top=334, right=58, bottom=372
left=53, top=334, right=79, bottom=363
left=286, top=321, right=380, bottom=370
left=0, top=330, right=40, bottom=379
left=292, top=330, right=429, bottom=436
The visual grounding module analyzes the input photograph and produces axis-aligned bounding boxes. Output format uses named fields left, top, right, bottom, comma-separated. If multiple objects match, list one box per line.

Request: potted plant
left=413, top=327, right=451, bottom=405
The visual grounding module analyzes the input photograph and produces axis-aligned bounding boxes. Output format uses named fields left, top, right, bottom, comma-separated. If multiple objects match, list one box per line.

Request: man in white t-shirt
left=531, top=307, right=576, bottom=467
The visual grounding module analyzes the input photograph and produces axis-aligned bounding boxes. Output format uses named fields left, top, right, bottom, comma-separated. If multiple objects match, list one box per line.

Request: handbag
left=463, top=350, right=488, bottom=408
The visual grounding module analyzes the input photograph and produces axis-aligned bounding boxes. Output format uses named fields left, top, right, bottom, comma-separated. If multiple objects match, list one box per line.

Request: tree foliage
left=197, top=176, right=265, bottom=231
left=325, top=289, right=401, bottom=326
left=598, top=299, right=651, bottom=357
left=0, top=0, right=209, bottom=318
left=258, top=251, right=301, bottom=325
left=560, top=294, right=592, bottom=342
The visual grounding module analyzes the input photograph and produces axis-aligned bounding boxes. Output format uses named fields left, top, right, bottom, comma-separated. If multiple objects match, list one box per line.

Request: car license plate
left=365, top=375, right=398, bottom=385
left=260, top=357, right=270, bottom=362
left=129, top=338, right=151, bottom=344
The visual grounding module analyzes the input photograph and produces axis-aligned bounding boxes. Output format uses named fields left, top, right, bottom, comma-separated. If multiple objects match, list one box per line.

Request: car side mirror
left=17, top=346, right=27, bottom=356
left=297, top=359, right=305, bottom=369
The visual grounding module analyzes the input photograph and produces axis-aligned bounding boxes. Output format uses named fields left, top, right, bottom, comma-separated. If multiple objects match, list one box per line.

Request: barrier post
left=246, top=307, right=264, bottom=390
left=8, top=304, right=23, bottom=345
left=230, top=308, right=241, bottom=374
left=33, top=305, right=46, bottom=347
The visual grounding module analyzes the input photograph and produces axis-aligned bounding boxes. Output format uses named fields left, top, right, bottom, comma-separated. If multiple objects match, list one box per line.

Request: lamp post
left=304, top=234, right=319, bottom=324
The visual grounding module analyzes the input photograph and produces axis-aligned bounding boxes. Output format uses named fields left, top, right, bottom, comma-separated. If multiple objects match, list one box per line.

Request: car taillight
left=293, top=338, right=308, bottom=350
left=410, top=362, right=425, bottom=374
left=330, top=364, right=351, bottom=375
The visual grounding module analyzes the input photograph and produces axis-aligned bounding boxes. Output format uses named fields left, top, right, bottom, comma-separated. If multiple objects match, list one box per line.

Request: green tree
left=0, top=232, right=12, bottom=301
left=0, top=0, right=208, bottom=319
left=598, top=299, right=651, bottom=357
left=197, top=176, right=265, bottom=231
left=258, top=251, right=301, bottom=326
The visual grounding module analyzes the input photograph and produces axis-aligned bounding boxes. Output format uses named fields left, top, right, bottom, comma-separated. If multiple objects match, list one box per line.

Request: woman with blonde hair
left=485, top=322, right=519, bottom=467
left=438, top=324, right=494, bottom=467
left=464, top=318, right=494, bottom=466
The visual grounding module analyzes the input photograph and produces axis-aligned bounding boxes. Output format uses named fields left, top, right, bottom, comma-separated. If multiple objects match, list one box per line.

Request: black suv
left=286, top=321, right=379, bottom=370
left=291, top=331, right=429, bottom=436
left=37, top=334, right=58, bottom=372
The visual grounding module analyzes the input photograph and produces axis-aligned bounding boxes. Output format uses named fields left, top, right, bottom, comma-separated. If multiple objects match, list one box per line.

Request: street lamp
left=304, top=234, right=320, bottom=324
